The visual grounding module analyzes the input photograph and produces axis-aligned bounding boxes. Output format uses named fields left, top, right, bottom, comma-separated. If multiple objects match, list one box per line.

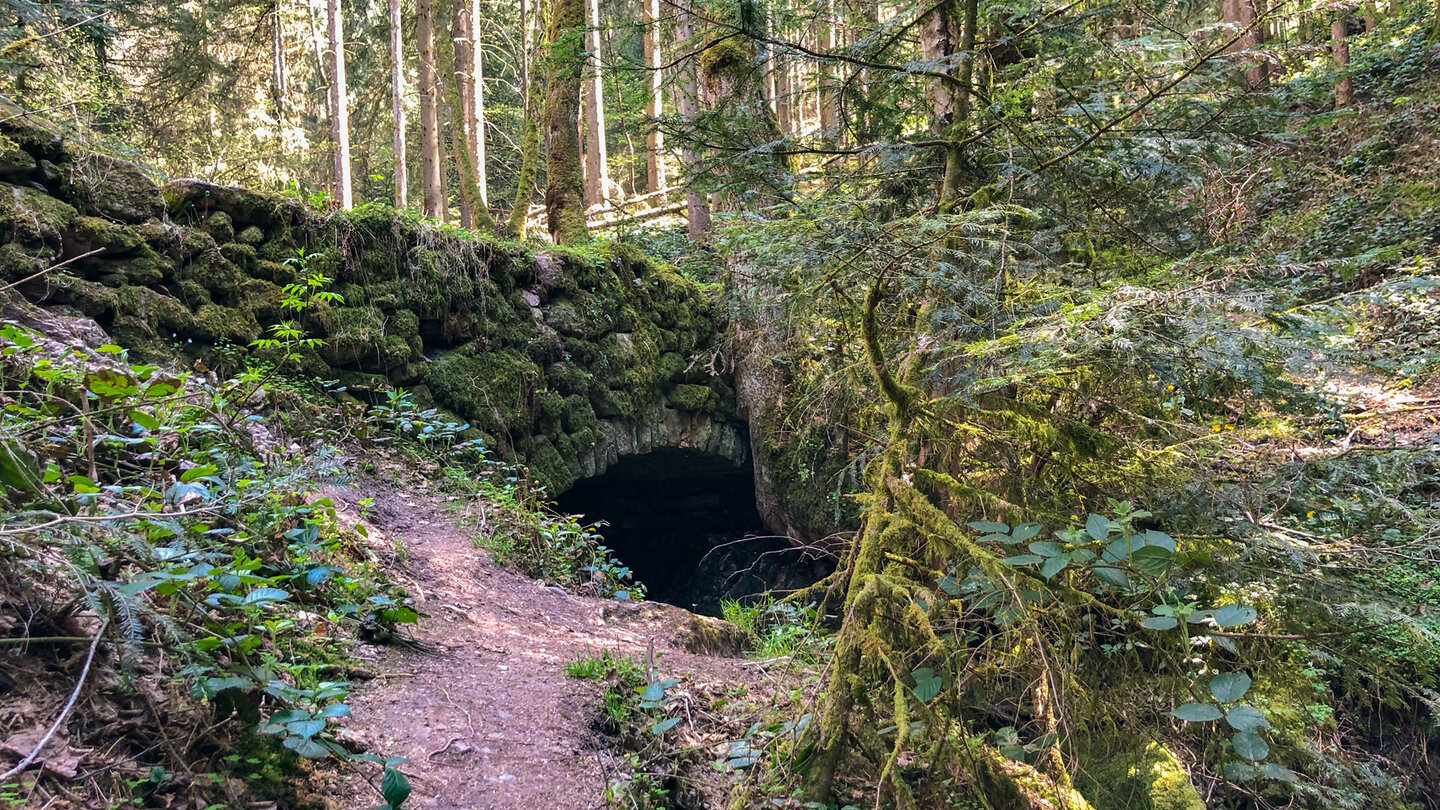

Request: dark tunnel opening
left=553, top=449, right=824, bottom=613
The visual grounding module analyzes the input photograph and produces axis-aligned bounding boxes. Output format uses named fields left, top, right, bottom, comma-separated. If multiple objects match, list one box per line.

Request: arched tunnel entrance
left=554, top=449, right=820, bottom=613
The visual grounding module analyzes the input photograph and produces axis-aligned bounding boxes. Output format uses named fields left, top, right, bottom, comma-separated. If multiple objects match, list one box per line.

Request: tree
left=507, top=0, right=540, bottom=239
left=390, top=0, right=408, bottom=209
left=325, top=0, right=352, bottom=208
left=675, top=0, right=710, bottom=237
left=1333, top=5, right=1354, bottom=107
left=450, top=0, right=493, bottom=228
left=417, top=0, right=446, bottom=219
left=643, top=0, right=665, bottom=193
left=544, top=0, right=589, bottom=243
left=583, top=0, right=610, bottom=206
left=1239, top=0, right=1269, bottom=88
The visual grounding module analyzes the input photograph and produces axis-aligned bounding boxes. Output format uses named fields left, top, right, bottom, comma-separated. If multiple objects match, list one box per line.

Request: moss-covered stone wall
left=0, top=107, right=746, bottom=493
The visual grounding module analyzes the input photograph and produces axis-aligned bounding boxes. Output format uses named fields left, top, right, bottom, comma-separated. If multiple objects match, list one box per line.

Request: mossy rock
left=1075, top=740, right=1203, bottom=810
left=163, top=179, right=298, bottom=229
left=0, top=134, right=37, bottom=182
left=117, top=286, right=195, bottom=337
left=193, top=303, right=261, bottom=344
left=0, top=243, right=42, bottom=281
left=237, top=225, right=265, bottom=245
left=657, top=351, right=687, bottom=382
left=38, top=274, right=118, bottom=317
left=62, top=216, right=145, bottom=257
left=64, top=153, right=164, bottom=224
left=0, top=182, right=77, bottom=247
left=219, top=242, right=257, bottom=271
left=426, top=345, right=538, bottom=438
left=667, top=383, right=714, bottom=412
left=316, top=305, right=389, bottom=366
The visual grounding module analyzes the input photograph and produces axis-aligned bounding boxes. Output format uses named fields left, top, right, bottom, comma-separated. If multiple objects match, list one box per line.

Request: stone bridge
left=0, top=112, right=748, bottom=494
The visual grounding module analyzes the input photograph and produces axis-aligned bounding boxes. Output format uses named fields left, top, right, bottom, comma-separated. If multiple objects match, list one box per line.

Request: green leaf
left=1209, top=672, right=1252, bottom=703
left=281, top=736, right=329, bottom=759
left=1171, top=703, right=1222, bottom=722
left=1011, top=522, right=1042, bottom=542
left=1141, top=616, right=1178, bottom=631
left=1225, top=704, right=1270, bottom=732
left=181, top=464, right=218, bottom=483
left=937, top=576, right=962, bottom=596
left=1223, top=761, right=1259, bottom=781
left=381, top=767, right=411, bottom=808
left=1092, top=566, right=1131, bottom=589
left=1211, top=604, right=1257, bottom=628
left=85, top=368, right=137, bottom=400
left=1039, top=556, right=1068, bottom=580
left=1027, top=541, right=1063, bottom=558
left=911, top=668, right=942, bottom=702
left=1002, top=555, right=1044, bottom=566
left=242, top=587, right=290, bottom=605
left=286, top=719, right=326, bottom=739
left=130, top=410, right=161, bottom=431
left=650, top=717, right=682, bottom=735
left=1130, top=544, right=1173, bottom=576
left=1085, top=513, right=1110, bottom=540
left=1141, top=530, right=1176, bottom=551
left=968, top=521, right=1010, bottom=534
left=318, top=703, right=351, bottom=718
left=640, top=680, right=667, bottom=702
left=1232, top=731, right=1269, bottom=761
left=1258, top=763, right=1297, bottom=782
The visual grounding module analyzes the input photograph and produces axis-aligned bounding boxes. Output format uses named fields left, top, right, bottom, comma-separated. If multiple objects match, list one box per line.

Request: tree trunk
left=1333, top=8, right=1353, bottom=107
left=1240, top=0, right=1268, bottom=88
left=389, top=0, right=408, bottom=209
left=272, top=5, right=287, bottom=122
left=450, top=0, right=493, bottom=228
left=643, top=0, right=665, bottom=193
left=417, top=0, right=446, bottom=219
left=507, top=0, right=539, bottom=239
left=326, top=0, right=352, bottom=209
left=472, top=0, right=489, bottom=209
left=583, top=0, right=610, bottom=207
left=774, top=0, right=793, bottom=136
left=675, top=0, right=710, bottom=238
left=544, top=0, right=589, bottom=244
left=817, top=0, right=838, bottom=137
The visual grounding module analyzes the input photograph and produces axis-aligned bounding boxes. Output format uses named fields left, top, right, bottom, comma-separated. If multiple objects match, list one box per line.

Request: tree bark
left=272, top=5, right=287, bottom=122
left=449, top=0, right=493, bottom=228
left=326, top=0, right=352, bottom=209
left=507, top=0, right=540, bottom=239
left=583, top=0, right=611, bottom=207
left=817, top=0, right=838, bottom=137
left=1239, top=0, right=1268, bottom=88
left=417, top=0, right=446, bottom=219
left=544, top=0, right=589, bottom=244
left=472, top=0, right=489, bottom=209
left=675, top=0, right=711, bottom=238
left=643, top=0, right=665, bottom=193
left=389, top=0, right=408, bottom=209
left=1333, top=7, right=1353, bottom=107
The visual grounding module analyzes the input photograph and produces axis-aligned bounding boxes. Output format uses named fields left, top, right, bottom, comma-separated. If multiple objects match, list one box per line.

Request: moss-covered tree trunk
left=543, top=0, right=589, bottom=245
left=417, top=0, right=447, bottom=220
left=507, top=0, right=540, bottom=240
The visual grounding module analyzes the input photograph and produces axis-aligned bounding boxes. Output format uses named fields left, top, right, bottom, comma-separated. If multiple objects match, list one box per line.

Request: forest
left=1, top=0, right=1439, bottom=808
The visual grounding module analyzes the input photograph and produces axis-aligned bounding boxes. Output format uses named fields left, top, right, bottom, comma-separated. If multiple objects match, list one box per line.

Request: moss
left=389, top=308, right=420, bottom=338
left=237, top=225, right=265, bottom=245
left=1075, top=739, right=1203, bottom=810
left=63, top=153, right=164, bottom=223
left=0, top=243, right=41, bottom=281
left=63, top=216, right=145, bottom=256
left=667, top=383, right=714, bottom=412
left=41, top=274, right=118, bottom=316
left=117, top=286, right=194, bottom=337
left=219, top=242, right=257, bottom=272
left=204, top=211, right=235, bottom=243
left=193, top=303, right=261, bottom=344
left=426, top=346, right=538, bottom=438
left=0, top=183, right=77, bottom=247
left=316, top=305, right=389, bottom=366
left=122, top=253, right=172, bottom=286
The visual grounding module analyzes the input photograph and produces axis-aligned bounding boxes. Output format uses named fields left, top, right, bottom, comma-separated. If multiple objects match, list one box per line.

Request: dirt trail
left=328, top=484, right=756, bottom=810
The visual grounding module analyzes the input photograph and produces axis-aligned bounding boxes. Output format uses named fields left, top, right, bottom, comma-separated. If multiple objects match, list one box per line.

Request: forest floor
left=321, top=480, right=776, bottom=810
